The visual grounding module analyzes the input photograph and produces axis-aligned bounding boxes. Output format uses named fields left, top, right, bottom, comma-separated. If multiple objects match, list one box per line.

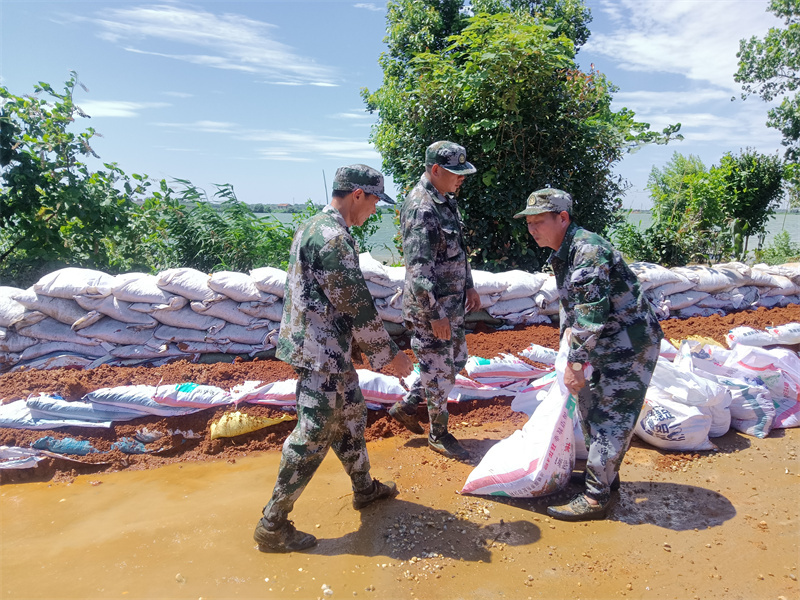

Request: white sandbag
left=466, top=353, right=550, bottom=384
left=519, top=342, right=558, bottom=365
left=74, top=295, right=158, bottom=326
left=250, top=266, right=288, bottom=297
left=757, top=294, right=800, bottom=308
left=208, top=323, right=271, bottom=345
left=238, top=300, right=284, bottom=322
left=152, top=382, right=232, bottom=408
left=487, top=296, right=537, bottom=317
left=499, top=270, right=550, bottom=300
left=0, top=446, right=46, bottom=470
left=650, top=354, right=732, bottom=437
left=17, top=317, right=102, bottom=345
left=0, top=399, right=113, bottom=430
left=671, top=306, right=725, bottom=319
left=12, top=354, right=98, bottom=371
left=112, top=273, right=184, bottom=305
left=70, top=310, right=107, bottom=331
left=150, top=305, right=226, bottom=333
left=461, top=344, right=575, bottom=497
left=190, top=299, right=264, bottom=327
left=0, top=287, right=27, bottom=328
left=73, top=317, right=155, bottom=345
left=232, top=379, right=298, bottom=406
left=33, top=267, right=115, bottom=299
left=533, top=276, right=559, bottom=306
left=383, top=265, right=406, bottom=288
left=179, top=340, right=268, bottom=355
left=0, top=327, right=39, bottom=352
left=356, top=369, right=406, bottom=404
left=774, top=396, right=800, bottom=429
left=366, top=280, right=397, bottom=299
left=753, top=262, right=800, bottom=285
left=478, top=293, right=502, bottom=309
left=501, top=311, right=552, bottom=325
left=725, top=326, right=776, bottom=348
left=723, top=379, right=775, bottom=438
left=207, top=271, right=269, bottom=303
left=635, top=394, right=715, bottom=451
left=769, top=322, right=800, bottom=345
left=85, top=385, right=202, bottom=417
left=153, top=325, right=213, bottom=344
left=157, top=268, right=224, bottom=303
left=629, top=262, right=687, bottom=292
left=11, top=289, right=88, bottom=326
left=664, top=290, right=709, bottom=311
left=20, top=341, right=107, bottom=361
left=447, top=374, right=507, bottom=401
left=659, top=338, right=678, bottom=360
left=26, top=395, right=145, bottom=423
left=376, top=301, right=404, bottom=324
left=108, top=344, right=192, bottom=359
left=671, top=265, right=740, bottom=293
left=759, top=274, right=800, bottom=297
left=357, top=252, right=391, bottom=285
left=538, top=300, right=560, bottom=316
left=647, top=276, right=696, bottom=298
left=510, top=372, right=556, bottom=415
left=471, top=270, right=510, bottom=296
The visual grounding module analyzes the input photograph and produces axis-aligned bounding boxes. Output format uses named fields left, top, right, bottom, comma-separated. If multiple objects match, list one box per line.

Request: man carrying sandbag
left=388, top=141, right=481, bottom=460
left=514, top=188, right=663, bottom=521
left=253, top=165, right=414, bottom=553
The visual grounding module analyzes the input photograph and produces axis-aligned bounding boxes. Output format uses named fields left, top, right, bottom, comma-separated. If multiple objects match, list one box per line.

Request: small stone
left=175, top=574, right=185, bottom=584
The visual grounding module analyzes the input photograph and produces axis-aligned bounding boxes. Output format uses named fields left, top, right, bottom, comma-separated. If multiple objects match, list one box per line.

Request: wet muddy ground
left=1, top=305, right=799, bottom=599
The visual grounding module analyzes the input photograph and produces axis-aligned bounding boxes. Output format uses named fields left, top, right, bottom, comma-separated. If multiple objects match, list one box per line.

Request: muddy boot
left=388, top=401, right=424, bottom=434
left=546, top=494, right=613, bottom=522
left=352, top=478, right=398, bottom=509
left=428, top=432, right=470, bottom=460
left=253, top=518, right=317, bottom=553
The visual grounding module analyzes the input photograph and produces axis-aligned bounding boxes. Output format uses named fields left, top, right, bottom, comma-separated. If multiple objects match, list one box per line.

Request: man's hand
left=564, top=364, right=586, bottom=395
left=431, top=316, right=451, bottom=340
left=465, top=288, right=480, bottom=313
left=389, top=351, right=414, bottom=377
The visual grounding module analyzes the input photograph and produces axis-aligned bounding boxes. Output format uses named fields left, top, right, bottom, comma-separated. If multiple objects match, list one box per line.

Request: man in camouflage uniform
left=388, top=141, right=481, bottom=460
left=253, top=165, right=414, bottom=553
left=514, top=188, right=663, bottom=521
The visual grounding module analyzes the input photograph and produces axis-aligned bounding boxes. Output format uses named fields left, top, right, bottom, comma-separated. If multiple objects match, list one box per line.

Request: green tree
left=735, top=0, right=800, bottom=161
left=0, top=72, right=158, bottom=285
left=364, top=7, right=680, bottom=271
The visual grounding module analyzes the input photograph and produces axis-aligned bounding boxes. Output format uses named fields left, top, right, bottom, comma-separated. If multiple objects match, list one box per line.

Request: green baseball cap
left=513, top=188, right=573, bottom=218
left=425, top=141, right=477, bottom=174
left=332, top=164, right=395, bottom=204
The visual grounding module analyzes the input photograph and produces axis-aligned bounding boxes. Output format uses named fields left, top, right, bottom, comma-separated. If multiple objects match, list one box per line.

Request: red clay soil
left=1, top=304, right=798, bottom=484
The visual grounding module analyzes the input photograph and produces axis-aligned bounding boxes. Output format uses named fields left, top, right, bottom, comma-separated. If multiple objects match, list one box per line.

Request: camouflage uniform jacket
left=400, top=172, right=475, bottom=323
left=548, top=222, right=662, bottom=365
left=277, top=205, right=400, bottom=373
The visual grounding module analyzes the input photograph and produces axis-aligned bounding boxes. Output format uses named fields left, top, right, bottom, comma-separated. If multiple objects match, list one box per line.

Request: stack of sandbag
left=476, top=269, right=556, bottom=325
left=1, top=267, right=283, bottom=372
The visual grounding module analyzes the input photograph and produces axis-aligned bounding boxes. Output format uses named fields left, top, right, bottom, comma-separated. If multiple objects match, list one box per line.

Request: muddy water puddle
left=2, top=427, right=799, bottom=600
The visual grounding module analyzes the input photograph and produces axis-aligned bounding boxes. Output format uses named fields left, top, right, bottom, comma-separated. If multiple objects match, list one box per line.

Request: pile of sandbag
left=0, top=267, right=284, bottom=371
left=631, top=261, right=800, bottom=319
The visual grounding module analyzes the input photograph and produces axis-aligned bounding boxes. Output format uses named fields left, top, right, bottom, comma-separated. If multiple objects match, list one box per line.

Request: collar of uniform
left=420, top=172, right=451, bottom=205
left=548, top=221, right=579, bottom=266
left=322, top=204, right=348, bottom=228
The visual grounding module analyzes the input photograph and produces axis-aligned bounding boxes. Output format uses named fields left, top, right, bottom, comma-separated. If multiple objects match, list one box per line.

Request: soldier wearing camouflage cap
left=388, top=141, right=480, bottom=461
left=517, top=187, right=663, bottom=522
left=253, top=164, right=413, bottom=553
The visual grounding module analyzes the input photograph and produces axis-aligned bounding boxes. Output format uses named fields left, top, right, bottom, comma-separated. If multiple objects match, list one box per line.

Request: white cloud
left=162, top=91, right=193, bottom=98
left=77, top=100, right=169, bottom=118
left=354, top=3, right=384, bottom=12
left=241, top=129, right=380, bottom=160
left=152, top=120, right=239, bottom=133
left=586, top=0, right=781, bottom=93
left=88, top=4, right=338, bottom=85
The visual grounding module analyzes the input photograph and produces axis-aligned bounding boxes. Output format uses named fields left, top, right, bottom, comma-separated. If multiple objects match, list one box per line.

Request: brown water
left=2, top=428, right=799, bottom=600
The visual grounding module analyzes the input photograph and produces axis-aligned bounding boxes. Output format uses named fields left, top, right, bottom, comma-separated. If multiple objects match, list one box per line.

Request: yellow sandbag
left=670, top=335, right=726, bottom=349
left=210, top=411, right=295, bottom=439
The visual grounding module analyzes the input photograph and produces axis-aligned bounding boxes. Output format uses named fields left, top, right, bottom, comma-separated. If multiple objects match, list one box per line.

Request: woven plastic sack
left=210, top=411, right=295, bottom=439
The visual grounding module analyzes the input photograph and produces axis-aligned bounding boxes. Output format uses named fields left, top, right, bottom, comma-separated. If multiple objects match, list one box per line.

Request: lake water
left=260, top=211, right=800, bottom=265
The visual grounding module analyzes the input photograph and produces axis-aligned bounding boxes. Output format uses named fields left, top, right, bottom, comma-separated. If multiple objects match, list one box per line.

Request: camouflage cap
left=513, top=188, right=573, bottom=218
left=425, top=141, right=477, bottom=175
left=332, top=164, right=395, bottom=204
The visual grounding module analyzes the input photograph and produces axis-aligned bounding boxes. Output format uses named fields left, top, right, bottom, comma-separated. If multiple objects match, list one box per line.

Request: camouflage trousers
left=577, top=332, right=660, bottom=503
left=262, top=367, right=373, bottom=524
left=404, top=307, right=467, bottom=438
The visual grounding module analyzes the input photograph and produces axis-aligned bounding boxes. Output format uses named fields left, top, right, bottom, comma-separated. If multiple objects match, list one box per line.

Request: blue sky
left=0, top=0, right=786, bottom=210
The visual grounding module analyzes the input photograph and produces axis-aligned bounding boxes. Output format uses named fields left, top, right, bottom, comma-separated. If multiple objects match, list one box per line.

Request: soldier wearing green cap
left=253, top=164, right=414, bottom=553
left=388, top=141, right=480, bottom=461
left=515, top=187, right=663, bottom=521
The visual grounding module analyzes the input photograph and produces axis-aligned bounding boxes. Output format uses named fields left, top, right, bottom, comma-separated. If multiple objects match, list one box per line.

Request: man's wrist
left=569, top=361, right=584, bottom=372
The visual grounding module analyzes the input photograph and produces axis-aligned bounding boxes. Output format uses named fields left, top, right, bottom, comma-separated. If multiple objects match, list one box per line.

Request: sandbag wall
left=2, top=257, right=799, bottom=373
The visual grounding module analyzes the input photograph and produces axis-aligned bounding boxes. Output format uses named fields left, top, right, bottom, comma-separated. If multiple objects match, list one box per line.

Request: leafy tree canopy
left=364, top=5, right=680, bottom=271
